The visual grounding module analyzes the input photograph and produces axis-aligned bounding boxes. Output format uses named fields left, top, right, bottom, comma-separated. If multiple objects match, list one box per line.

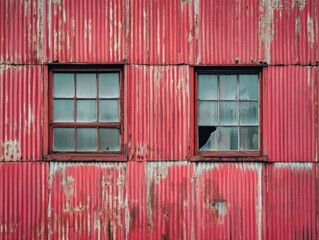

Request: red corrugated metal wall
left=0, top=0, right=318, bottom=239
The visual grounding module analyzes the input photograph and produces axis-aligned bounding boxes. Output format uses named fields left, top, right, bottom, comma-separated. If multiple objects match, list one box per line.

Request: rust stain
left=1, top=140, right=22, bottom=161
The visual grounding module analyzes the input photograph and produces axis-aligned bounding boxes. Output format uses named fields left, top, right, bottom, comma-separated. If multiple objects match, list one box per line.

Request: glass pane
left=239, top=102, right=258, bottom=125
left=99, top=100, right=119, bottom=122
left=220, top=101, right=238, bottom=125
left=198, top=75, right=218, bottom=100
left=99, top=128, right=120, bottom=151
left=199, top=126, right=219, bottom=151
left=239, top=75, right=258, bottom=100
left=220, top=127, right=238, bottom=150
left=220, top=75, right=237, bottom=100
left=53, top=128, right=74, bottom=151
left=77, top=128, right=96, bottom=151
left=76, top=100, right=96, bottom=122
left=53, top=100, right=74, bottom=122
left=198, top=101, right=218, bottom=126
left=99, top=73, right=120, bottom=98
left=240, top=127, right=259, bottom=150
left=53, top=73, right=74, bottom=98
left=76, top=74, right=96, bottom=98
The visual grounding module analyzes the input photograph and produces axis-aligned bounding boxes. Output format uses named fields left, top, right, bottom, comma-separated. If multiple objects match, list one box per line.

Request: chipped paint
left=307, top=15, right=314, bottom=44
left=1, top=140, right=21, bottom=161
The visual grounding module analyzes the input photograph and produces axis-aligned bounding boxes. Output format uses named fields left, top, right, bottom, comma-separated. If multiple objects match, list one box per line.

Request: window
left=48, top=67, right=123, bottom=159
left=195, top=69, right=262, bottom=156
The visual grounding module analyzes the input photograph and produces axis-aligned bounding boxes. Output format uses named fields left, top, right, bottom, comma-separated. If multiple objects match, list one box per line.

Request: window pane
left=53, top=73, right=74, bottom=98
left=99, top=100, right=119, bottom=122
left=220, top=127, right=238, bottom=150
left=76, top=100, right=97, bottom=122
left=239, top=75, right=258, bottom=100
left=198, top=75, right=218, bottom=100
left=199, top=126, right=219, bottom=151
left=239, top=102, right=258, bottom=125
left=53, top=128, right=74, bottom=151
left=240, top=127, right=258, bottom=150
left=99, top=128, right=120, bottom=151
left=220, top=75, right=237, bottom=100
left=53, top=100, right=74, bottom=122
left=77, top=128, right=96, bottom=151
left=99, top=73, right=120, bottom=98
left=76, top=74, right=96, bottom=98
left=198, top=101, right=218, bottom=126
left=220, top=101, right=238, bottom=125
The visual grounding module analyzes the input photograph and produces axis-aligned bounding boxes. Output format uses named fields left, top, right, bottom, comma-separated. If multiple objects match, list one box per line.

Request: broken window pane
left=53, top=128, right=74, bottom=151
left=77, top=128, right=96, bottom=151
left=199, top=126, right=219, bottom=150
left=53, top=100, right=74, bottom=122
left=220, top=75, right=237, bottom=100
left=99, top=73, right=120, bottom=98
left=99, top=128, right=120, bottom=151
left=76, top=74, right=96, bottom=98
left=99, top=100, right=119, bottom=122
left=53, top=73, right=74, bottom=98
left=220, top=127, right=238, bottom=150
left=76, top=100, right=96, bottom=122
left=240, top=127, right=258, bottom=150
left=220, top=101, right=238, bottom=125
left=239, top=75, right=258, bottom=100
left=198, top=101, right=218, bottom=126
left=198, top=75, right=218, bottom=100
left=239, top=102, right=258, bottom=125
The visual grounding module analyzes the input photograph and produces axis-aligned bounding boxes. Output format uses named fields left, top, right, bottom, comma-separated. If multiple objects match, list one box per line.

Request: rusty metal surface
left=0, top=0, right=43, bottom=64
left=194, top=163, right=263, bottom=240
left=48, top=162, right=126, bottom=239
left=127, top=65, right=190, bottom=161
left=263, top=66, right=316, bottom=162
left=0, top=162, right=48, bottom=239
left=265, top=163, right=316, bottom=240
left=44, top=0, right=126, bottom=63
left=0, top=65, right=43, bottom=161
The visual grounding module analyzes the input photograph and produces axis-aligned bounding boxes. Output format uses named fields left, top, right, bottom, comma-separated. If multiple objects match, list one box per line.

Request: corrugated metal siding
left=260, top=0, right=319, bottom=65
left=0, top=162, right=48, bottom=239
left=127, top=162, right=194, bottom=240
left=0, top=0, right=43, bottom=64
left=44, top=0, right=126, bottom=63
left=266, top=163, right=316, bottom=240
left=196, top=0, right=261, bottom=64
left=127, top=0, right=195, bottom=64
left=127, top=65, right=190, bottom=161
left=263, top=66, right=316, bottom=162
left=48, top=162, right=126, bottom=240
left=0, top=65, right=43, bottom=161
left=194, top=163, right=262, bottom=240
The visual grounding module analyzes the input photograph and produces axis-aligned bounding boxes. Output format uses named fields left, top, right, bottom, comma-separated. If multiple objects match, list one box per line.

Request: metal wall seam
left=0, top=65, right=43, bottom=161
left=0, top=162, right=48, bottom=240
left=264, top=66, right=316, bottom=162
left=127, top=65, right=190, bottom=161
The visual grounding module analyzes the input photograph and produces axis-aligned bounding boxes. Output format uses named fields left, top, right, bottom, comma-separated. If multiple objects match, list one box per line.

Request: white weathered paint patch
left=307, top=15, right=314, bottom=44
left=1, top=140, right=21, bottom=161
left=274, top=162, right=313, bottom=170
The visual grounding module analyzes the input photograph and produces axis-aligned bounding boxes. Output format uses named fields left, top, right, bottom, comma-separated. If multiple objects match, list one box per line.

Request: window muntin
left=50, top=70, right=122, bottom=153
left=197, top=73, right=260, bottom=153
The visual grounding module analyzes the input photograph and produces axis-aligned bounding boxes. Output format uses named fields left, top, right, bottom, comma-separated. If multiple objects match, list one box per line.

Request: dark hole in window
left=198, top=126, right=217, bottom=149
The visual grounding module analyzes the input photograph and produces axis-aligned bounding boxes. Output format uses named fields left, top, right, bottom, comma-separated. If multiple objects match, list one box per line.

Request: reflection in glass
left=99, top=100, right=119, bottom=122
left=53, top=73, right=74, bottom=97
left=76, top=100, right=96, bottom=122
left=240, top=102, right=258, bottom=125
left=99, top=73, right=120, bottom=98
left=198, top=101, right=218, bottom=126
left=239, top=75, right=258, bottom=100
left=240, top=127, right=258, bottom=150
left=53, top=128, right=74, bottom=151
left=220, top=101, right=238, bottom=125
left=99, top=128, right=120, bottom=151
left=220, top=75, right=237, bottom=100
left=76, top=74, right=96, bottom=98
left=220, top=127, right=238, bottom=150
left=77, top=128, right=96, bottom=151
left=53, top=100, right=74, bottom=122
left=198, top=75, right=218, bottom=100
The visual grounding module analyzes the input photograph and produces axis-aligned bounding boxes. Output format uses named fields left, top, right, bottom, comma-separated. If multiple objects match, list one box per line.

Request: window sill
left=45, top=153, right=128, bottom=162
left=190, top=154, right=267, bottom=162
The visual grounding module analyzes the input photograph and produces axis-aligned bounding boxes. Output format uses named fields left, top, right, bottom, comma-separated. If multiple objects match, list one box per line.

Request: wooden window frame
left=43, top=65, right=127, bottom=161
left=191, top=67, right=265, bottom=161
